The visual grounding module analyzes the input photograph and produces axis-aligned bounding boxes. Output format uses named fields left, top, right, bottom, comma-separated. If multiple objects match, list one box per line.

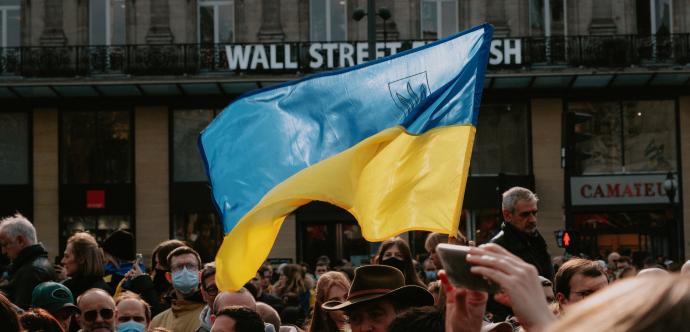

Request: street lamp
left=663, top=172, right=677, bottom=203
left=352, top=1, right=392, bottom=61
left=663, top=172, right=682, bottom=261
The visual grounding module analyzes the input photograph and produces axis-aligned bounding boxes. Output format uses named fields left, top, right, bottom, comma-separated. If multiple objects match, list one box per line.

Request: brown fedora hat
left=322, top=265, right=434, bottom=311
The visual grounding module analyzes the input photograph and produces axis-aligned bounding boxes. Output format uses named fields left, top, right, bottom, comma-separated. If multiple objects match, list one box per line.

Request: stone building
left=1, top=0, right=689, bottom=268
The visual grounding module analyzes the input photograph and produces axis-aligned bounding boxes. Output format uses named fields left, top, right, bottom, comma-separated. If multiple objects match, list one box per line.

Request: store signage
left=86, top=190, right=105, bottom=209
left=571, top=174, right=679, bottom=206
left=224, top=38, right=521, bottom=71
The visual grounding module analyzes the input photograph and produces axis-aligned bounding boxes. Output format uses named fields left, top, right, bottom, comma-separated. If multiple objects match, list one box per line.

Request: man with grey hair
left=0, top=213, right=56, bottom=309
left=487, top=187, right=553, bottom=321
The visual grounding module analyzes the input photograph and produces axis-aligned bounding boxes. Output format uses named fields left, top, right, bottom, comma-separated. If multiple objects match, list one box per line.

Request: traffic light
left=554, top=229, right=574, bottom=249
left=562, top=111, right=593, bottom=171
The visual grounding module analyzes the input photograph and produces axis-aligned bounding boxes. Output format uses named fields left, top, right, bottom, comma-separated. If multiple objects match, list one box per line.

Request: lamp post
left=352, top=1, right=391, bottom=60
left=663, top=172, right=681, bottom=261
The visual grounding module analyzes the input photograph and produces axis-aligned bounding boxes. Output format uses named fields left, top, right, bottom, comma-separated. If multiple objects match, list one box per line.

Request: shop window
left=61, top=111, right=132, bottom=184
left=171, top=109, right=223, bottom=263
left=89, top=0, right=126, bottom=45
left=568, top=100, right=676, bottom=175
left=59, top=109, right=133, bottom=250
left=310, top=0, right=347, bottom=41
left=0, top=0, right=20, bottom=47
left=198, top=0, right=234, bottom=43
left=470, top=103, right=530, bottom=175
left=420, top=0, right=457, bottom=39
left=0, top=112, right=29, bottom=185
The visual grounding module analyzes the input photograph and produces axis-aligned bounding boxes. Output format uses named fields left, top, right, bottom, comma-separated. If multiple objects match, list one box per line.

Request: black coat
left=62, top=275, right=112, bottom=299
left=1, top=244, right=56, bottom=309
left=489, top=222, right=554, bottom=281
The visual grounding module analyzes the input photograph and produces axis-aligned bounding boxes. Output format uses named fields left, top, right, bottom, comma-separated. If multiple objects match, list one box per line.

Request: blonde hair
left=546, top=274, right=690, bottom=332
left=67, top=232, right=104, bottom=278
left=307, top=271, right=350, bottom=332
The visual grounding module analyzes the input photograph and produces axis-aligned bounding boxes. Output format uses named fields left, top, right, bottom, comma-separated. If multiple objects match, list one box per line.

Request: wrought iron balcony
left=0, top=34, right=688, bottom=78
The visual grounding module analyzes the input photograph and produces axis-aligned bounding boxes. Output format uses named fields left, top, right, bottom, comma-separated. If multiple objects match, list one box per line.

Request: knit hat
left=102, top=229, right=136, bottom=261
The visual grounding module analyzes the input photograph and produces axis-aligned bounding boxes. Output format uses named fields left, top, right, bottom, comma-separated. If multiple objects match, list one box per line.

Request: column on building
left=33, top=109, right=60, bottom=259
left=135, top=107, right=170, bottom=261
left=258, top=0, right=285, bottom=42
left=680, top=96, right=690, bottom=260
left=39, top=0, right=67, bottom=45
left=147, top=0, right=174, bottom=43
left=486, top=0, right=510, bottom=37
left=531, top=98, right=564, bottom=254
left=589, top=1, right=617, bottom=35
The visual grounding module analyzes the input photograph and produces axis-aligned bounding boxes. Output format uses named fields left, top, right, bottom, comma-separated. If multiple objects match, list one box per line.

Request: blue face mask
left=172, top=267, right=199, bottom=295
left=118, top=320, right=146, bottom=332
left=425, top=270, right=437, bottom=281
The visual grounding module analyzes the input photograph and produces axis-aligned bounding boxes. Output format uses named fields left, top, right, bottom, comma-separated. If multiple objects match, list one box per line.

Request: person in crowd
left=115, top=291, right=151, bottom=332
left=213, top=289, right=278, bottom=332
left=427, top=281, right=441, bottom=306
left=61, top=232, right=111, bottom=298
left=314, top=261, right=329, bottom=280
left=211, top=305, right=265, bottom=332
left=423, top=258, right=437, bottom=283
left=31, top=281, right=80, bottom=332
left=149, top=246, right=205, bottom=332
left=617, top=266, right=638, bottom=279
left=607, top=251, right=620, bottom=278
left=545, top=274, right=690, bottom=332
left=248, top=270, right=284, bottom=313
left=372, top=237, right=426, bottom=288
left=424, top=232, right=467, bottom=270
left=0, top=293, right=22, bottom=332
left=197, top=263, right=218, bottom=332
left=440, top=243, right=557, bottom=332
left=279, top=297, right=305, bottom=329
left=488, top=187, right=553, bottom=321
left=636, top=267, right=668, bottom=278
left=255, top=302, right=281, bottom=332
left=102, top=230, right=145, bottom=293
left=614, top=256, right=633, bottom=277
left=271, top=264, right=310, bottom=315
left=124, top=239, right=186, bottom=316
left=0, top=213, right=56, bottom=309
left=20, top=308, right=66, bottom=332
left=539, top=276, right=555, bottom=305
left=554, top=258, right=608, bottom=314
left=76, top=288, right=118, bottom=332
left=322, top=264, right=434, bottom=332
left=306, top=271, right=350, bottom=332
left=258, top=265, right=274, bottom=295
left=387, top=306, right=444, bottom=332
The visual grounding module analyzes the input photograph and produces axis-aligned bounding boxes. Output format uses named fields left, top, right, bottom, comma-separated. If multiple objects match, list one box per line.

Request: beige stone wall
left=680, top=96, right=690, bottom=260
left=33, top=108, right=60, bottom=260
left=268, top=213, right=298, bottom=263
left=531, top=98, right=564, bottom=256
left=134, top=106, right=170, bottom=263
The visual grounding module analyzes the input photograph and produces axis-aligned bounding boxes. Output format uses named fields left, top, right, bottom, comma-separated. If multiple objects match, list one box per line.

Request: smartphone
left=436, top=243, right=500, bottom=293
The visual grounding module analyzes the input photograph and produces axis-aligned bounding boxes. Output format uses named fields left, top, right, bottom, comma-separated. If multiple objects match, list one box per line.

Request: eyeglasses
left=118, top=315, right=146, bottom=323
left=204, top=285, right=219, bottom=296
left=81, top=308, right=114, bottom=322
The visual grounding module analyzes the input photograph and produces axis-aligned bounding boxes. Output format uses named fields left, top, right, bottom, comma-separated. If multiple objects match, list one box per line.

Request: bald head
left=637, top=267, right=668, bottom=278
left=256, top=302, right=281, bottom=330
left=77, top=289, right=116, bottom=332
left=213, top=288, right=256, bottom=313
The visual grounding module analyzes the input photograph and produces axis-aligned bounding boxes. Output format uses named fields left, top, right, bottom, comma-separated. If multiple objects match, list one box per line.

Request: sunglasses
left=118, top=315, right=146, bottom=323
left=81, top=308, right=114, bottom=322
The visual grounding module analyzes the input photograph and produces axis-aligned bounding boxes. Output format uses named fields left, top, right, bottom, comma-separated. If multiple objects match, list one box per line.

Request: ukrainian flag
left=200, top=24, right=493, bottom=291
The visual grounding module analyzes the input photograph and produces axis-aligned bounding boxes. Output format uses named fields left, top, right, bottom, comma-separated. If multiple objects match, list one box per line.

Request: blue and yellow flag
left=200, top=24, right=493, bottom=291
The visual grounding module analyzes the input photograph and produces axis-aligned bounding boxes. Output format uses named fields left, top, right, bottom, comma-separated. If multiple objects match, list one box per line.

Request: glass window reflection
left=0, top=112, right=29, bottom=184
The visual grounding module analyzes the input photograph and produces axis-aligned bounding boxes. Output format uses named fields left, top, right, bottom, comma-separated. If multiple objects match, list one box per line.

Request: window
left=171, top=109, right=223, bottom=263
left=198, top=0, right=234, bottom=44
left=0, top=112, right=29, bottom=185
left=0, top=0, right=20, bottom=47
left=568, top=100, right=677, bottom=175
left=89, top=0, right=126, bottom=45
left=637, top=0, right=672, bottom=35
left=61, top=111, right=132, bottom=184
left=310, top=0, right=346, bottom=41
left=529, top=0, right=567, bottom=36
left=421, top=0, right=457, bottom=39
left=470, top=103, right=530, bottom=175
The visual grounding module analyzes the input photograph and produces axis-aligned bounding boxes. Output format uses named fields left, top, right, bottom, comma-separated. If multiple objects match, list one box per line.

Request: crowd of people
left=1, top=186, right=690, bottom=332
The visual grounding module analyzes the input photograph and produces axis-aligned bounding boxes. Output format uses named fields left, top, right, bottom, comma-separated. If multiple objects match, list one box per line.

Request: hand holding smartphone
left=436, top=243, right=500, bottom=293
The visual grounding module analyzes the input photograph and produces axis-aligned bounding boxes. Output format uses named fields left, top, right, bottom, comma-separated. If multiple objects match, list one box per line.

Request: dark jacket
left=490, top=222, right=554, bottom=280
left=487, top=222, right=554, bottom=322
left=62, top=275, right=112, bottom=299
left=124, top=274, right=172, bottom=316
left=1, top=244, right=56, bottom=309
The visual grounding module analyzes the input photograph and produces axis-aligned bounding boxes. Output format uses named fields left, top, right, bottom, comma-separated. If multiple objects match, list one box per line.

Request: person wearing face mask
left=373, top=237, right=426, bottom=288
left=149, top=246, right=205, bottom=332
left=115, top=292, right=151, bottom=332
left=122, top=240, right=185, bottom=317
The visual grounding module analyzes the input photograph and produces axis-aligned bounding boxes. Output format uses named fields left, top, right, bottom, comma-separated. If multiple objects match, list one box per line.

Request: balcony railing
left=0, top=34, right=688, bottom=78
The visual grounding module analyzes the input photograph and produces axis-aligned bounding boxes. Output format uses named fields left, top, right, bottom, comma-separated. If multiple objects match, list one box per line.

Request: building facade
left=1, top=0, right=689, bottom=268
